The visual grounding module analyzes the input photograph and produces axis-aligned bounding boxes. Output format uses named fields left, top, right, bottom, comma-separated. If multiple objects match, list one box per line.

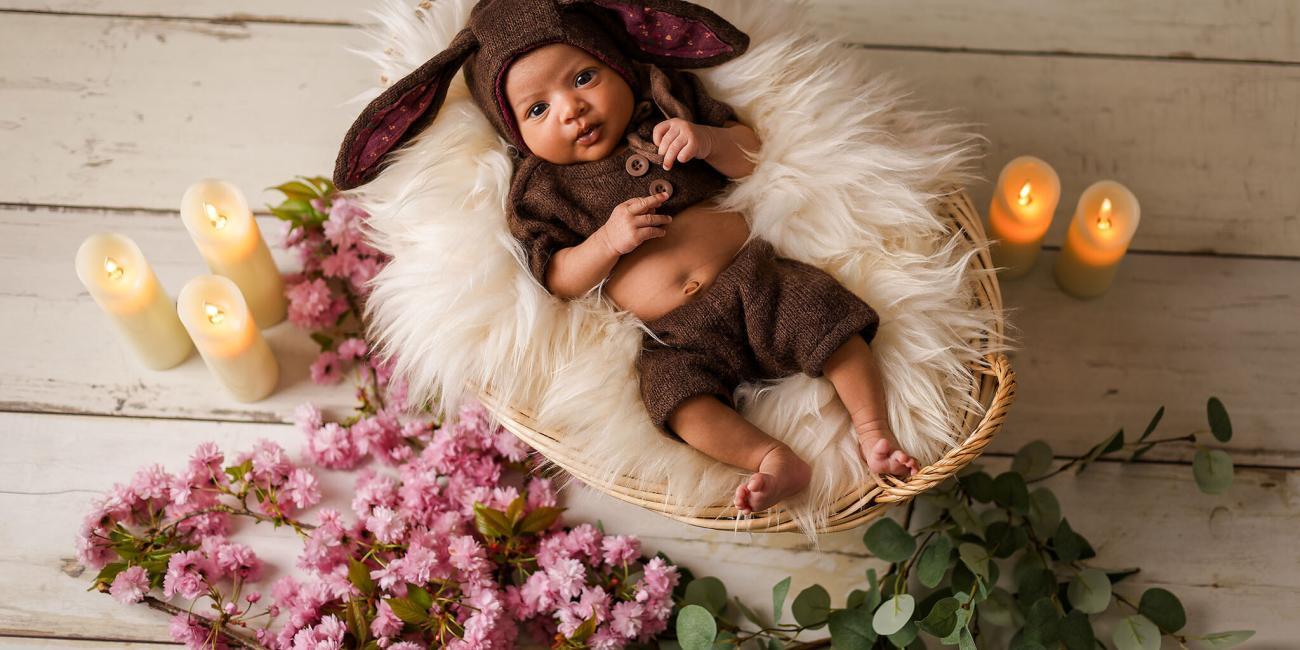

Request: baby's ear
left=560, top=0, right=748, bottom=69
left=334, top=28, right=478, bottom=191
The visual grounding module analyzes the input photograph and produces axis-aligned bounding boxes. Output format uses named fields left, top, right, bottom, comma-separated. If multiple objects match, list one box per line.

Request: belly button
left=684, top=279, right=701, bottom=295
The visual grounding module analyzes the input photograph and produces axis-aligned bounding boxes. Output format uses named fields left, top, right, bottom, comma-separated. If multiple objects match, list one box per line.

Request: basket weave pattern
left=476, top=189, right=1014, bottom=533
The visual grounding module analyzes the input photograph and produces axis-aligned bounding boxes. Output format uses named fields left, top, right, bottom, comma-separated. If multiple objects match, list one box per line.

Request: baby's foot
left=857, top=420, right=919, bottom=478
left=734, top=444, right=811, bottom=515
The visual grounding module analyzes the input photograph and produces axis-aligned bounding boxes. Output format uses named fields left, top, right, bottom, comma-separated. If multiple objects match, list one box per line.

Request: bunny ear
left=334, top=28, right=478, bottom=190
left=562, top=0, right=748, bottom=68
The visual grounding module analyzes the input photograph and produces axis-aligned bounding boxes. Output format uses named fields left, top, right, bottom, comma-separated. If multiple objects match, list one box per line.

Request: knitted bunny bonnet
left=333, top=0, right=751, bottom=190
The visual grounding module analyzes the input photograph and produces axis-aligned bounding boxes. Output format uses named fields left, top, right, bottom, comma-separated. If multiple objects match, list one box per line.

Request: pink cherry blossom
left=109, top=565, right=150, bottom=604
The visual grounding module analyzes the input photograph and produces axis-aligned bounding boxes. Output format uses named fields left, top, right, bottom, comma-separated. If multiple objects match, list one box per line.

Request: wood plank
left=6, top=0, right=1300, bottom=65
left=0, top=638, right=174, bottom=648
left=3, top=14, right=1299, bottom=257
left=4, top=206, right=1297, bottom=468
left=3, top=411, right=1293, bottom=645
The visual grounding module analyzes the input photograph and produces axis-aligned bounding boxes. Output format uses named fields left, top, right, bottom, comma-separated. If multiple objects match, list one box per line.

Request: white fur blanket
left=350, top=0, right=1003, bottom=535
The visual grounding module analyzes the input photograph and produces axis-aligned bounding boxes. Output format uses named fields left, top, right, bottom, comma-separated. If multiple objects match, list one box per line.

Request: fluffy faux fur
left=350, top=0, right=1008, bottom=536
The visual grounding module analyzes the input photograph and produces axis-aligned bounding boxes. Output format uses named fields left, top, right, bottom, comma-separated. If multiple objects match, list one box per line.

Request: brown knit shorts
left=636, top=238, right=880, bottom=438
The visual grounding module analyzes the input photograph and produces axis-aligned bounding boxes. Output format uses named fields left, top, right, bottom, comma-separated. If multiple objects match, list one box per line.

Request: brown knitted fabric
left=333, top=0, right=750, bottom=190
left=507, top=60, right=737, bottom=287
left=636, top=238, right=881, bottom=437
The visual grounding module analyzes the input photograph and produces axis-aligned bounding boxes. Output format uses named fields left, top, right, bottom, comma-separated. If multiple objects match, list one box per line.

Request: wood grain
left=1, top=13, right=1298, bottom=256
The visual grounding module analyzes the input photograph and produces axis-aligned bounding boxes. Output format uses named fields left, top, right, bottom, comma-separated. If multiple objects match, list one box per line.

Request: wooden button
left=650, top=179, right=674, bottom=199
left=625, top=153, right=650, bottom=177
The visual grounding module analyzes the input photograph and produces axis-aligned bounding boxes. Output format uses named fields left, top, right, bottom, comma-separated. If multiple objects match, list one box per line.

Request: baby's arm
left=545, top=192, right=672, bottom=300
left=702, top=120, right=761, bottom=179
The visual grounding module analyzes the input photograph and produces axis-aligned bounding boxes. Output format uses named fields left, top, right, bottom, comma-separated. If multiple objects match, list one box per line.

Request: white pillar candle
left=177, top=275, right=279, bottom=402
left=1054, top=180, right=1141, bottom=299
left=988, top=156, right=1061, bottom=279
left=180, top=179, right=286, bottom=328
left=75, top=233, right=193, bottom=370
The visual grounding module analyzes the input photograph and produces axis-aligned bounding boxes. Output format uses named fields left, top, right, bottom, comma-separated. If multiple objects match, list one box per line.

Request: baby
left=332, top=0, right=919, bottom=514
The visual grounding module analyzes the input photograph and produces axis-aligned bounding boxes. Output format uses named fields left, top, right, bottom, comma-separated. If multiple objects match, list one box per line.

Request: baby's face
left=504, top=43, right=633, bottom=165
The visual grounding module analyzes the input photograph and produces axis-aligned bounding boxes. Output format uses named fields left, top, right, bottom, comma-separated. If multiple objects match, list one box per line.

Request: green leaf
left=1012, top=440, right=1054, bottom=480
left=1138, top=587, right=1185, bottom=633
left=957, top=471, right=995, bottom=503
left=919, top=597, right=960, bottom=637
left=1193, top=630, right=1256, bottom=648
left=348, top=558, right=374, bottom=595
left=958, top=543, right=990, bottom=581
left=992, top=472, right=1031, bottom=514
left=1207, top=397, right=1232, bottom=442
left=92, top=562, right=128, bottom=588
left=385, top=597, right=429, bottom=625
left=505, top=495, right=526, bottom=525
left=978, top=588, right=1017, bottom=628
left=772, top=576, right=791, bottom=624
left=949, top=500, right=985, bottom=536
left=887, top=620, right=917, bottom=648
left=268, top=180, right=321, bottom=201
left=1076, top=429, right=1124, bottom=475
left=916, top=535, right=953, bottom=588
left=570, top=613, right=598, bottom=642
left=828, top=607, right=876, bottom=650
left=1053, top=518, right=1083, bottom=563
left=1028, top=488, right=1062, bottom=539
left=309, top=332, right=334, bottom=351
left=792, top=584, right=832, bottom=628
left=1017, top=569, right=1057, bottom=607
left=675, top=604, right=717, bottom=650
left=1058, top=609, right=1096, bottom=650
left=1067, top=568, right=1112, bottom=614
left=1022, top=599, right=1061, bottom=646
left=1193, top=449, right=1234, bottom=494
left=1112, top=614, right=1161, bottom=650
left=1129, top=406, right=1165, bottom=462
left=957, top=627, right=976, bottom=650
left=863, top=517, right=915, bottom=563
left=406, top=583, right=433, bottom=610
left=871, top=594, right=914, bottom=636
left=683, top=577, right=727, bottom=616
left=473, top=503, right=511, bottom=539
left=518, top=506, right=564, bottom=534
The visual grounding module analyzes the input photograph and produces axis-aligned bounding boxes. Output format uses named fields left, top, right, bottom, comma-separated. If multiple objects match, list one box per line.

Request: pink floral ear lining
left=343, top=73, right=446, bottom=187
left=594, top=1, right=732, bottom=59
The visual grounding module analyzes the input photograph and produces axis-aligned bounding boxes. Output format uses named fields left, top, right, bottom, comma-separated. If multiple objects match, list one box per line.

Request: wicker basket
left=476, top=188, right=1014, bottom=534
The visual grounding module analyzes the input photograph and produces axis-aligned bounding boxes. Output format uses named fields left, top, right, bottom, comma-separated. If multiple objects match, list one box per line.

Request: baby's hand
left=598, top=192, right=673, bottom=255
left=653, top=118, right=715, bottom=170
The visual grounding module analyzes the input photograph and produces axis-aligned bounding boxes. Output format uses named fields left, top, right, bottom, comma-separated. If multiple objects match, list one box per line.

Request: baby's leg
left=823, top=335, right=920, bottom=477
left=668, top=395, right=811, bottom=515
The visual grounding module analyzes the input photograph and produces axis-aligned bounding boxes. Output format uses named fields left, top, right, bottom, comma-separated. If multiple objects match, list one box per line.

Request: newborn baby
left=332, top=0, right=919, bottom=515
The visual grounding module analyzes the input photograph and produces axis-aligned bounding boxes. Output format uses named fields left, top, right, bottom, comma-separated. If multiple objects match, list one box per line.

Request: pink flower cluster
left=282, top=196, right=383, bottom=332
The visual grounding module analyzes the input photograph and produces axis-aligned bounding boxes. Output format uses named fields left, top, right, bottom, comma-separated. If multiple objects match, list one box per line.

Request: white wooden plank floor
left=1, top=1, right=1296, bottom=647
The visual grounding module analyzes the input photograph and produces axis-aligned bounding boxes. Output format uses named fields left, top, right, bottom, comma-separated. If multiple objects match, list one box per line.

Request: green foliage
left=676, top=399, right=1252, bottom=649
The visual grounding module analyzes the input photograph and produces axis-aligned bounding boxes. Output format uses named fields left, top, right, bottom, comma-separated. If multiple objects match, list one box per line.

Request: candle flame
left=204, top=302, right=226, bottom=325
left=1097, top=197, right=1113, bottom=231
left=1017, top=181, right=1033, bottom=207
left=103, top=256, right=124, bottom=281
left=203, top=202, right=229, bottom=230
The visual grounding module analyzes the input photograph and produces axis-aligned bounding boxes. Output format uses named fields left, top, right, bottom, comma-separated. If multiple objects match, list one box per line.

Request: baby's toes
left=734, top=483, right=752, bottom=514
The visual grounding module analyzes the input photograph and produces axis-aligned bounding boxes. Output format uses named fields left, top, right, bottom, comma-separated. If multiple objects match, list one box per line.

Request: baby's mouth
left=576, top=123, right=602, bottom=146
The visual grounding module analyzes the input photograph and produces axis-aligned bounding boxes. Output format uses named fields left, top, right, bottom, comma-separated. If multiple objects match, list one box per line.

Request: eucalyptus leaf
left=958, top=471, right=995, bottom=502
left=958, top=543, right=990, bottom=581
left=676, top=604, right=717, bottom=650
left=979, top=588, right=1017, bottom=628
left=1207, top=397, right=1232, bottom=442
left=772, top=576, right=791, bottom=624
left=1013, top=440, right=1054, bottom=480
left=871, top=594, right=914, bottom=636
left=1193, top=448, right=1234, bottom=494
left=1028, top=488, right=1062, bottom=539
left=918, top=596, right=960, bottom=637
left=792, top=584, right=832, bottom=628
left=1067, top=568, right=1112, bottom=614
left=1077, top=429, right=1124, bottom=475
left=827, top=607, right=875, bottom=650
left=1053, top=518, right=1083, bottom=563
left=863, top=517, right=916, bottom=563
left=1193, top=630, right=1256, bottom=648
left=1130, top=406, right=1165, bottom=456
left=1112, top=614, right=1161, bottom=650
left=916, top=535, right=953, bottom=588
left=992, top=472, right=1031, bottom=514
left=887, top=620, right=918, bottom=648
left=1023, top=599, right=1061, bottom=646
left=939, top=607, right=971, bottom=645
left=957, top=627, right=976, bottom=650
left=1058, top=609, right=1096, bottom=650
left=1017, top=569, right=1057, bottom=608
left=1138, top=587, right=1186, bottom=633
left=684, top=577, right=727, bottom=616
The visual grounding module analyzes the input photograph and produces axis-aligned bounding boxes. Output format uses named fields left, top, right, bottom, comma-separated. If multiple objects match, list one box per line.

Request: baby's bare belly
left=603, top=200, right=750, bottom=322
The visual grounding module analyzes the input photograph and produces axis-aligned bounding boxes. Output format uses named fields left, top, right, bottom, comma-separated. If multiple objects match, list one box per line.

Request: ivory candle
left=180, top=179, right=286, bottom=328
left=1054, top=180, right=1141, bottom=299
left=988, top=156, right=1060, bottom=278
left=75, top=233, right=193, bottom=370
left=177, top=275, right=279, bottom=402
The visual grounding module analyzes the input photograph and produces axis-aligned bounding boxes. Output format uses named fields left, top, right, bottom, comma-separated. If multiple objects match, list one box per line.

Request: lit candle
left=177, top=275, right=279, bottom=402
left=75, top=233, right=193, bottom=370
left=180, top=179, right=286, bottom=328
left=1054, top=180, right=1141, bottom=299
left=987, top=156, right=1061, bottom=278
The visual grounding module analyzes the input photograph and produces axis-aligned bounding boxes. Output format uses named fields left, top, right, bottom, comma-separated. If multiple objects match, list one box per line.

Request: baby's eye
left=527, top=102, right=548, bottom=119
left=575, top=69, right=595, bottom=87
